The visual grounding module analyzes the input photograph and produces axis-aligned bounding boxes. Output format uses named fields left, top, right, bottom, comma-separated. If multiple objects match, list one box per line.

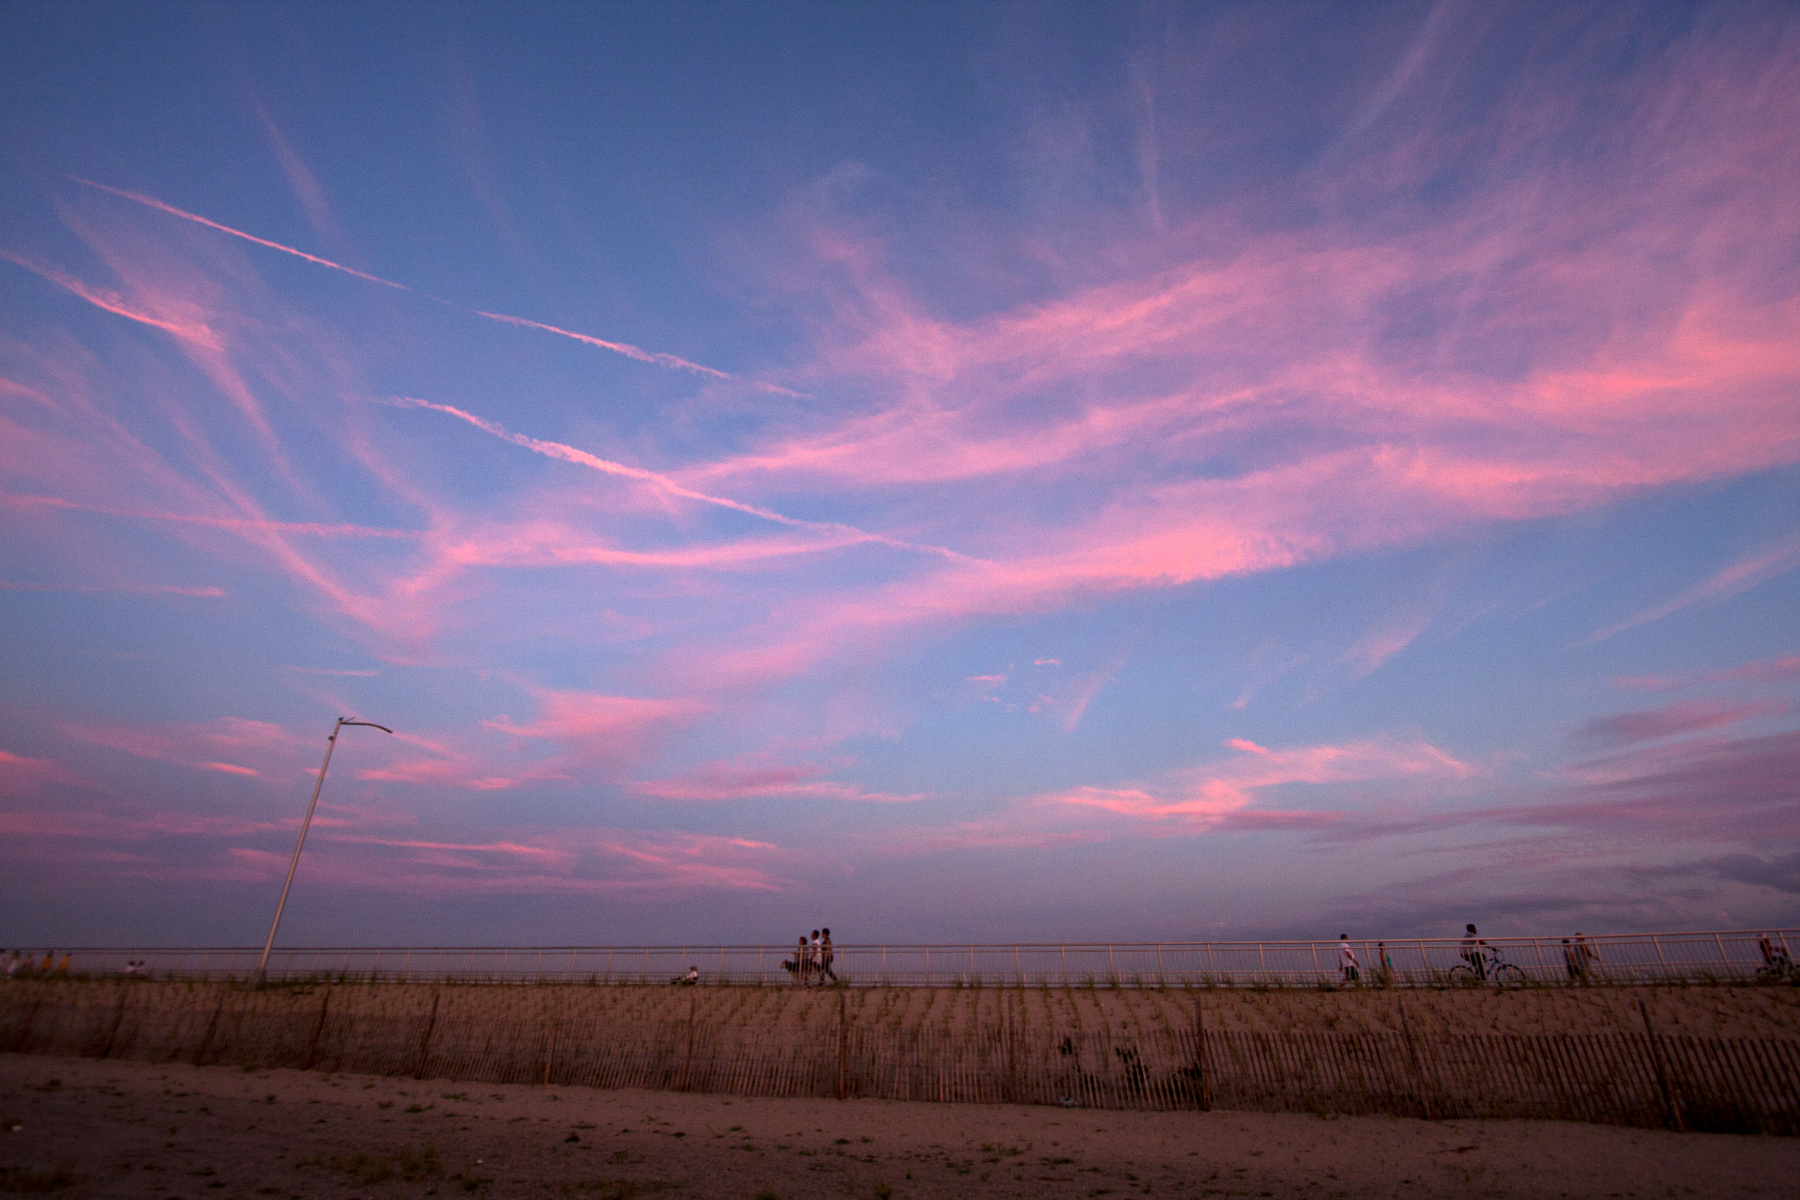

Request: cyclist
left=1460, top=924, right=1488, bottom=981
left=1759, top=934, right=1792, bottom=972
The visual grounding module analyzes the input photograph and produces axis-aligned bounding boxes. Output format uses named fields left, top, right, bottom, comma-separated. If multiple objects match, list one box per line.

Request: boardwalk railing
left=15, top=929, right=1798, bottom=987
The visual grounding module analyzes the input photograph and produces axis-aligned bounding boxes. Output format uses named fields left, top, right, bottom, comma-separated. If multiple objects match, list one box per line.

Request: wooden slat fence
left=4, top=982, right=1794, bottom=1134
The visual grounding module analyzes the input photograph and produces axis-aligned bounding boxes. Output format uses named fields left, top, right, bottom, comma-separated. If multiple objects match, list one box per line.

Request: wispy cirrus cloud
left=1038, top=735, right=1475, bottom=827
left=632, top=756, right=925, bottom=804
left=1, top=248, right=219, bottom=347
left=1579, top=699, right=1792, bottom=745
left=1584, top=540, right=1800, bottom=645
left=1615, top=654, right=1800, bottom=693
left=57, top=715, right=304, bottom=778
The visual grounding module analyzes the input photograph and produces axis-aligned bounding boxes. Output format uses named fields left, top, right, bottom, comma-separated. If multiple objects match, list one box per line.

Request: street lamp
left=253, top=717, right=393, bottom=987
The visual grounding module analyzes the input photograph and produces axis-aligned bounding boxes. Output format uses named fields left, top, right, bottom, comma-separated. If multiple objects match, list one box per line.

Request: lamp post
left=253, top=717, right=392, bottom=987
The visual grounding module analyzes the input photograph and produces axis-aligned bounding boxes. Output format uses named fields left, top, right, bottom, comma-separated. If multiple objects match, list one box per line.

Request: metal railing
left=8, top=929, right=1797, bottom=988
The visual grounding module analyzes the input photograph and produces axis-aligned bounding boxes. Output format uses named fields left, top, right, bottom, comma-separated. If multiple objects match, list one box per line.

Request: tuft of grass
left=0, top=1166, right=77, bottom=1193
left=559, top=1182, right=673, bottom=1199
left=312, top=1145, right=441, bottom=1184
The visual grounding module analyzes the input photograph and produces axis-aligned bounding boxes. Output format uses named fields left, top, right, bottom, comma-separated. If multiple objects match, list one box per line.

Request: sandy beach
left=4, top=1051, right=1797, bottom=1199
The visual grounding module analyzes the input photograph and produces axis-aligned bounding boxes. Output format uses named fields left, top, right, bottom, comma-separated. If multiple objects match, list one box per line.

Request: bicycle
left=1755, top=957, right=1799, bottom=985
left=1447, top=947, right=1527, bottom=988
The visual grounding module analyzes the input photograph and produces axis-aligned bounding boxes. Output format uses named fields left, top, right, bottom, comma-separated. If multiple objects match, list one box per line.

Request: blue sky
left=2, top=1, right=1797, bottom=948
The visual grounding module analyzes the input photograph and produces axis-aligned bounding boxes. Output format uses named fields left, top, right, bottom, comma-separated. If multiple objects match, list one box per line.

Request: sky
left=1, top=2, right=1797, bottom=949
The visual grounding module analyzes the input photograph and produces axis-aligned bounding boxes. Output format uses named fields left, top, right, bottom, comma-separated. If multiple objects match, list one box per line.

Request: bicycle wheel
left=1492, top=964, right=1528, bottom=988
left=1446, top=964, right=1478, bottom=985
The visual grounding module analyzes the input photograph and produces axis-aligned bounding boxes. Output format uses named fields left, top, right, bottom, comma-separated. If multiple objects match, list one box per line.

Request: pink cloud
left=1041, top=735, right=1475, bottom=826
left=1615, top=653, right=1800, bottom=692
left=1579, top=699, right=1791, bottom=744
left=57, top=715, right=301, bottom=778
left=0, top=248, right=220, bottom=347
left=0, top=749, right=82, bottom=796
left=484, top=688, right=703, bottom=763
left=631, top=757, right=925, bottom=803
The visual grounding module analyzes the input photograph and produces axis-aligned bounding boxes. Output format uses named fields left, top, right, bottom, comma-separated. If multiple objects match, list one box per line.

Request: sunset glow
left=1, top=3, right=1796, bottom=945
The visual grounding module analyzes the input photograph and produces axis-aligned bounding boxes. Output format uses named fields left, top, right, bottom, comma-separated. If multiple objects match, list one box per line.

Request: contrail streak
left=1, top=249, right=219, bottom=347
left=474, top=310, right=729, bottom=380
left=70, top=176, right=802, bottom=393
left=0, top=580, right=226, bottom=597
left=2, top=492, right=422, bottom=539
left=389, top=397, right=975, bottom=561
left=69, top=177, right=411, bottom=291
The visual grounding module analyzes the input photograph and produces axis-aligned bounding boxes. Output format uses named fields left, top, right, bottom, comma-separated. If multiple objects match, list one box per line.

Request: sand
left=4, top=1052, right=1797, bottom=1199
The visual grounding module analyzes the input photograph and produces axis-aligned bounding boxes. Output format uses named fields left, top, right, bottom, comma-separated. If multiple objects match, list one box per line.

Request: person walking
left=1375, top=941, right=1395, bottom=987
left=1338, top=934, right=1360, bottom=984
left=820, top=928, right=837, bottom=984
left=1568, top=932, right=1599, bottom=981
left=809, top=930, right=823, bottom=986
left=793, top=935, right=811, bottom=984
left=1460, top=925, right=1487, bottom=981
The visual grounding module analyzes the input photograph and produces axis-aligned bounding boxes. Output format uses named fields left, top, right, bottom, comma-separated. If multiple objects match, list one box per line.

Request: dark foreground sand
left=3, top=1053, right=1795, bottom=1199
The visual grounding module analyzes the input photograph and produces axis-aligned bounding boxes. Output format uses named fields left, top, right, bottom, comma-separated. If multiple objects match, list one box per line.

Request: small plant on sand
left=0, top=1165, right=77, bottom=1193
left=318, top=1145, right=441, bottom=1184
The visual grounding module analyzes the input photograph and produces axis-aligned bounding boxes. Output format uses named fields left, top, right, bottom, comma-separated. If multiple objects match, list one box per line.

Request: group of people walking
left=784, top=928, right=836, bottom=984
left=3, top=949, right=68, bottom=978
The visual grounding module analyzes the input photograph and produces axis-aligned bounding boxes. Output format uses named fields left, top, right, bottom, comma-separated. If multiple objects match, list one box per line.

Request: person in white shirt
left=1338, top=934, right=1360, bottom=984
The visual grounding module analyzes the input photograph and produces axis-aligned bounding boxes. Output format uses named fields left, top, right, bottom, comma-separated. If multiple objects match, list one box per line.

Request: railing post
left=1714, top=932, right=1729, bottom=976
left=1651, top=934, right=1668, bottom=981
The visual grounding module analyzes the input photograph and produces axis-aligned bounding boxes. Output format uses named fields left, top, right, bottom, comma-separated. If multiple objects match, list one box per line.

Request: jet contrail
left=3, top=492, right=421, bottom=538
left=70, top=176, right=800, bottom=393
left=389, top=396, right=975, bottom=562
left=70, top=177, right=411, bottom=291
left=474, top=310, right=729, bottom=380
